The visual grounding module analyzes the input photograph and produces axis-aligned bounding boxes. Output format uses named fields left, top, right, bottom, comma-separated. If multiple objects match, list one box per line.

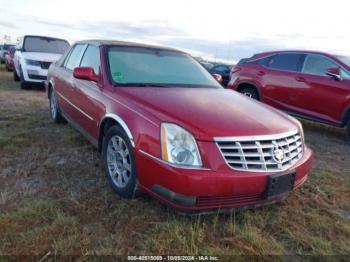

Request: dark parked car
left=46, top=40, right=312, bottom=213
left=209, top=64, right=232, bottom=86
left=228, top=50, right=350, bottom=140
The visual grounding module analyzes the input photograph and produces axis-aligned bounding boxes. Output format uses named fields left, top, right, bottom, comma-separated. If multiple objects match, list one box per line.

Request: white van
left=14, top=35, right=70, bottom=89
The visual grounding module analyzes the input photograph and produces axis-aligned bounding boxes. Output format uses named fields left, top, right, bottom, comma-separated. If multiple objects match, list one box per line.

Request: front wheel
left=240, top=87, right=259, bottom=100
left=49, top=89, right=64, bottom=123
left=19, top=66, right=31, bottom=89
left=102, top=126, right=138, bottom=198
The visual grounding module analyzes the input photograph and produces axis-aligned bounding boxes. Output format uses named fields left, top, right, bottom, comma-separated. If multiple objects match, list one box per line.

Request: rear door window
left=80, top=45, right=100, bottom=74
left=267, top=53, right=304, bottom=72
left=64, top=44, right=87, bottom=71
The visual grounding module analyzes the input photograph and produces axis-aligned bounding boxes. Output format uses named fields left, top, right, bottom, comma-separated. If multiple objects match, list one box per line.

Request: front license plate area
left=265, top=172, right=296, bottom=198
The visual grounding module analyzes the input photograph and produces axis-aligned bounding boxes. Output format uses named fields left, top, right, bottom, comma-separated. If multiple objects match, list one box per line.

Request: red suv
left=46, top=41, right=313, bottom=213
left=228, top=51, right=350, bottom=139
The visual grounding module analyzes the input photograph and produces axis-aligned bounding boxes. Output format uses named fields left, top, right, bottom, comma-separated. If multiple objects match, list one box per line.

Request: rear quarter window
left=267, top=54, right=304, bottom=72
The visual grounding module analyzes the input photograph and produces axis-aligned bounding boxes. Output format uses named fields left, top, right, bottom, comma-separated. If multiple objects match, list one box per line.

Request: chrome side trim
left=56, top=91, right=94, bottom=121
left=60, top=110, right=98, bottom=148
left=139, top=150, right=211, bottom=170
left=214, top=130, right=299, bottom=142
left=101, top=113, right=135, bottom=147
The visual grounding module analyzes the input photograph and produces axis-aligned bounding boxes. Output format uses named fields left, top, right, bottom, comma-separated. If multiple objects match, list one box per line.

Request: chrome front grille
left=216, top=131, right=303, bottom=172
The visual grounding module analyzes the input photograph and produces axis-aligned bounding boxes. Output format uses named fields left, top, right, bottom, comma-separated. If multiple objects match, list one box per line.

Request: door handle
left=295, top=77, right=306, bottom=82
left=257, top=71, right=265, bottom=76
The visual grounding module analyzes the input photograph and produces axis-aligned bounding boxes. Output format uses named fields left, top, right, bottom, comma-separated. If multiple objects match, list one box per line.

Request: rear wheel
left=102, top=125, right=138, bottom=198
left=240, top=87, right=259, bottom=100
left=49, top=89, right=64, bottom=123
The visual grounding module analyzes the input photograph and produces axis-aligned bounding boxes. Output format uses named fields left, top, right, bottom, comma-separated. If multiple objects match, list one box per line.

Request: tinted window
left=23, top=36, right=70, bottom=54
left=267, top=54, right=303, bottom=72
left=80, top=45, right=100, bottom=74
left=256, top=56, right=274, bottom=66
left=65, top=44, right=87, bottom=71
left=108, top=46, right=221, bottom=88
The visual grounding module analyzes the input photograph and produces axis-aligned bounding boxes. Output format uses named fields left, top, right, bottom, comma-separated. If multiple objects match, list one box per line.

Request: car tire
left=240, top=87, right=259, bottom=100
left=347, top=119, right=350, bottom=141
left=49, top=89, right=64, bottom=123
left=102, top=125, right=139, bottom=198
left=13, top=70, right=20, bottom=81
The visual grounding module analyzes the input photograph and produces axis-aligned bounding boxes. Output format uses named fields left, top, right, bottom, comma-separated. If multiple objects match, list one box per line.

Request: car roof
left=75, top=39, right=185, bottom=53
left=254, top=50, right=338, bottom=58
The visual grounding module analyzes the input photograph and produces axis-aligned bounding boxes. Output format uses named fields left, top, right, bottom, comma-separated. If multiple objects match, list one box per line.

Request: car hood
left=118, top=87, right=299, bottom=141
left=21, top=52, right=62, bottom=62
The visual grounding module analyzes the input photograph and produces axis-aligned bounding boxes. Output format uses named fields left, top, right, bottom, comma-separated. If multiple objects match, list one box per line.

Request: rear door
left=71, top=44, right=104, bottom=139
left=55, top=44, right=87, bottom=120
left=259, top=53, right=306, bottom=111
left=299, top=54, right=350, bottom=123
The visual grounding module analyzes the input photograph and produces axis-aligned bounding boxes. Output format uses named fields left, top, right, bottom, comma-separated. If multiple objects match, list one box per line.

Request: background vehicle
left=0, top=44, right=15, bottom=63
left=13, top=35, right=70, bottom=89
left=209, top=64, right=232, bottom=86
left=5, top=46, right=15, bottom=71
left=46, top=40, right=312, bottom=213
left=228, top=51, right=350, bottom=140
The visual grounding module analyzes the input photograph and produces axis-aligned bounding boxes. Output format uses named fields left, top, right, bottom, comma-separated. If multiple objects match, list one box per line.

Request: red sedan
left=5, top=46, right=15, bottom=72
left=228, top=50, right=350, bottom=140
left=46, top=40, right=313, bottom=213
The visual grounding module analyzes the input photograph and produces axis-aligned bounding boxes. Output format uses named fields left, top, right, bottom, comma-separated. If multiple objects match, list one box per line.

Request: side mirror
left=326, top=67, right=342, bottom=81
left=73, top=67, right=99, bottom=82
left=213, top=73, right=223, bottom=83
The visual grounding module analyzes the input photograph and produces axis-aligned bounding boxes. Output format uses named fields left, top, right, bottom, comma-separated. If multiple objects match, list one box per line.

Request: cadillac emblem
left=272, top=145, right=285, bottom=163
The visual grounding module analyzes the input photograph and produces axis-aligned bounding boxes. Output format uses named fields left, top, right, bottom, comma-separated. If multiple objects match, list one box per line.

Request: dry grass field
left=0, top=64, right=349, bottom=258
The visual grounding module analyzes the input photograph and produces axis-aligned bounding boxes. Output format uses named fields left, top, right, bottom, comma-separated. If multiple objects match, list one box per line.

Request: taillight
left=231, top=66, right=242, bottom=74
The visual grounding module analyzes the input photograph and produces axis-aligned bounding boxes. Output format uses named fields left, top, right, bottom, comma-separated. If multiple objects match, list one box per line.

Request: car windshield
left=107, top=46, right=222, bottom=88
left=23, top=36, right=70, bottom=54
left=336, top=55, right=350, bottom=67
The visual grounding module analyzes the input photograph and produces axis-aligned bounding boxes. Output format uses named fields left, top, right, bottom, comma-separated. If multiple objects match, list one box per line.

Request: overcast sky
left=1, top=0, right=349, bottom=63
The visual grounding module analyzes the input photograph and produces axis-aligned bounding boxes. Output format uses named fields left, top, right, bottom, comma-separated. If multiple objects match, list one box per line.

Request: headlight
left=161, top=123, right=202, bottom=167
left=25, top=59, right=41, bottom=66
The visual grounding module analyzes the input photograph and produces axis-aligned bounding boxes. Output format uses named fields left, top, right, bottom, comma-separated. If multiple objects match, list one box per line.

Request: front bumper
left=22, top=65, right=48, bottom=83
left=137, top=146, right=313, bottom=213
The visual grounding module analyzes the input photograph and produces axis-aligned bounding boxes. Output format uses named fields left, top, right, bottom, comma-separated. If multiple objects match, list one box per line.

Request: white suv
left=14, top=35, right=70, bottom=89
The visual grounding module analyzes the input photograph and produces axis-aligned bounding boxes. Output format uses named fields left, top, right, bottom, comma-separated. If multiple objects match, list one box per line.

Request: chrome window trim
left=249, top=51, right=350, bottom=76
left=139, top=150, right=211, bottom=170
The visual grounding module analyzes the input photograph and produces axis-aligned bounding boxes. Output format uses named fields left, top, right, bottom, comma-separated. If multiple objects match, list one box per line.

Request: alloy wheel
left=106, top=135, right=132, bottom=188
